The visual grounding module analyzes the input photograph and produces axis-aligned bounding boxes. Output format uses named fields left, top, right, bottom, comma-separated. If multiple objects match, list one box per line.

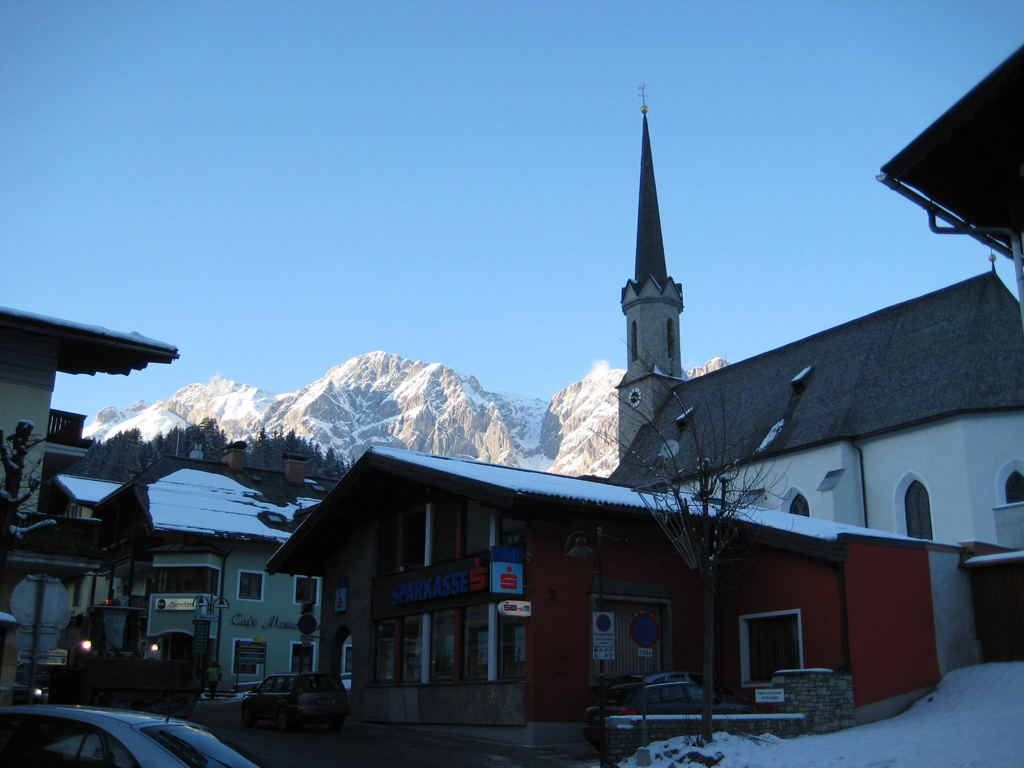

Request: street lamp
left=566, top=528, right=609, bottom=768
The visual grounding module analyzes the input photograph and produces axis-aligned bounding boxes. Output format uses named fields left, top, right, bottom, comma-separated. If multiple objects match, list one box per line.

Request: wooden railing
left=13, top=513, right=102, bottom=557
left=47, top=409, right=93, bottom=449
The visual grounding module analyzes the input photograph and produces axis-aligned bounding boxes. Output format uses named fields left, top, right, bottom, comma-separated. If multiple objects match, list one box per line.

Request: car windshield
left=140, top=723, right=273, bottom=768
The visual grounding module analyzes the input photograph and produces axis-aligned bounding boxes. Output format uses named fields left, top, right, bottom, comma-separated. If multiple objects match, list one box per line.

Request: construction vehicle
left=48, top=603, right=202, bottom=718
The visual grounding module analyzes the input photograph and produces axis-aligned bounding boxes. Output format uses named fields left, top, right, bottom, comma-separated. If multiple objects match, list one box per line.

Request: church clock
left=627, top=387, right=643, bottom=409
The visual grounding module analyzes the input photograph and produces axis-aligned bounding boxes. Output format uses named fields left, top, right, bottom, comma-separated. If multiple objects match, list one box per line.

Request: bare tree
left=0, top=420, right=54, bottom=576
left=617, top=374, right=779, bottom=744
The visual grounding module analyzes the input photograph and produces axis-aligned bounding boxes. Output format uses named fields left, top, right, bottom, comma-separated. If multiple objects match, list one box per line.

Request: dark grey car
left=241, top=672, right=349, bottom=732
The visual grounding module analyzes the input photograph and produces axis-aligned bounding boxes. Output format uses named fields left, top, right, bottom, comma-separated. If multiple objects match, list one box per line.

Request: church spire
left=634, top=109, right=667, bottom=286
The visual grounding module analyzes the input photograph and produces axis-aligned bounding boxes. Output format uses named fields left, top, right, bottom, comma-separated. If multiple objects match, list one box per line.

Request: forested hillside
left=68, top=417, right=348, bottom=483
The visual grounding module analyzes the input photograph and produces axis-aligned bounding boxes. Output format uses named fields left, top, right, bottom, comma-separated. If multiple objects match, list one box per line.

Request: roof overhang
left=0, top=307, right=179, bottom=376
left=879, top=44, right=1024, bottom=255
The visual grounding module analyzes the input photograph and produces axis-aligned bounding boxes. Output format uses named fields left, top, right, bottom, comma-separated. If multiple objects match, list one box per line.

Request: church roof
left=612, top=272, right=1024, bottom=487
left=633, top=111, right=668, bottom=286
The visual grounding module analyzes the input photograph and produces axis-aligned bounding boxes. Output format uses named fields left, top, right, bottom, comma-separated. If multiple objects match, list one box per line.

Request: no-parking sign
left=593, top=612, right=615, bottom=660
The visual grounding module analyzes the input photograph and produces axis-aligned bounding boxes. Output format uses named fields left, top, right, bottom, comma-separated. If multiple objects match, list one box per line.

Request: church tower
left=617, top=106, right=684, bottom=456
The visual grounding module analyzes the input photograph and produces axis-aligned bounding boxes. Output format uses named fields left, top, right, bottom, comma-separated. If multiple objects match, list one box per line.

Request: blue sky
left=3, top=2, right=1023, bottom=421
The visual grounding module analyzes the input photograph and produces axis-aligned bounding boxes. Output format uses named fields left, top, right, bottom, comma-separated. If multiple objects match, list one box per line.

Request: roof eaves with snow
left=55, top=475, right=123, bottom=506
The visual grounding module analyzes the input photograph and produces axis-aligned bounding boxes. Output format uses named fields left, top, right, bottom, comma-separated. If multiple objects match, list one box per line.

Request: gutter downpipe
left=876, top=174, right=1024, bottom=336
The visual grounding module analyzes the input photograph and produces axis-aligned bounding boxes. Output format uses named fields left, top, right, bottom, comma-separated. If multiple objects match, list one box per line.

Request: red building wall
left=844, top=542, right=939, bottom=706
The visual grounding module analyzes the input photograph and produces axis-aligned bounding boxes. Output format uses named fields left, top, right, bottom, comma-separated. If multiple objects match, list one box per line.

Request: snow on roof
left=56, top=475, right=122, bottom=505
left=0, top=305, right=177, bottom=352
left=145, top=469, right=320, bottom=541
left=369, top=448, right=930, bottom=546
left=963, top=549, right=1024, bottom=567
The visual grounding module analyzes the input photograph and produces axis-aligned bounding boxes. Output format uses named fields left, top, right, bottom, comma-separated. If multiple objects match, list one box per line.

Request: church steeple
left=635, top=110, right=667, bottom=286
left=617, top=104, right=684, bottom=457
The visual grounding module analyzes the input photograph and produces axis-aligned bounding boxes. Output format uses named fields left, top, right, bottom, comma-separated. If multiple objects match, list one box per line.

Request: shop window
left=463, top=605, right=489, bottom=681
left=905, top=481, right=933, bottom=540
left=376, top=514, right=400, bottom=575
left=431, top=500, right=459, bottom=563
left=294, top=576, right=319, bottom=606
left=499, top=614, right=526, bottom=679
left=153, top=566, right=219, bottom=594
left=430, top=609, right=455, bottom=681
left=500, top=515, right=526, bottom=547
left=238, top=571, right=263, bottom=601
left=789, top=494, right=809, bottom=517
left=465, top=501, right=492, bottom=555
left=1006, top=471, right=1024, bottom=504
left=402, top=508, right=427, bottom=569
left=375, top=621, right=395, bottom=682
left=291, top=642, right=314, bottom=673
left=402, top=615, right=423, bottom=682
left=741, top=610, right=802, bottom=684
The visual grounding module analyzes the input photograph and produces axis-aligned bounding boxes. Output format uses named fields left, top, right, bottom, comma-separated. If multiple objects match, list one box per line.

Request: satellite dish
left=660, top=439, right=680, bottom=460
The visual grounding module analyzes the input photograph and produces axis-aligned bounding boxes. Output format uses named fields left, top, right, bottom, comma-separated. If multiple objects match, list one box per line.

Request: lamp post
left=567, top=528, right=609, bottom=768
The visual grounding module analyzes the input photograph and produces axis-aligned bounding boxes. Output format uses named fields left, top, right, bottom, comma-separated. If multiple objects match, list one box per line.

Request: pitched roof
left=613, top=273, right=1024, bottom=487
left=0, top=306, right=179, bottom=375
left=267, top=446, right=937, bottom=575
left=97, top=455, right=337, bottom=542
left=54, top=475, right=122, bottom=505
left=634, top=111, right=668, bottom=286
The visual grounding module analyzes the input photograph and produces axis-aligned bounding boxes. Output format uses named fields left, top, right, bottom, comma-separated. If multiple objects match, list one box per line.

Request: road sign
left=756, top=688, right=785, bottom=704
left=593, top=612, right=615, bottom=661
left=297, top=614, right=318, bottom=635
left=194, top=613, right=217, bottom=622
left=236, top=640, right=266, bottom=666
left=193, top=619, right=210, bottom=653
left=629, top=612, right=660, bottom=648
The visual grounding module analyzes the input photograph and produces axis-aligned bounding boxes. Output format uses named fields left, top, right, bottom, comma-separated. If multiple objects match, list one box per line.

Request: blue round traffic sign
left=595, top=613, right=612, bottom=632
left=629, top=612, right=659, bottom=648
left=297, top=614, right=318, bottom=635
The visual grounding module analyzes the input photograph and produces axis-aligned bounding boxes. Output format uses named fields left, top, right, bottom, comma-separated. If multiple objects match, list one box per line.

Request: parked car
left=607, top=670, right=751, bottom=705
left=584, top=681, right=756, bottom=747
left=241, top=672, right=349, bottom=732
left=0, top=704, right=273, bottom=767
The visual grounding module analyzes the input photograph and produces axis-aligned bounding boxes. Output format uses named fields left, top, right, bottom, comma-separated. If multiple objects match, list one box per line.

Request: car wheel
left=277, top=707, right=295, bottom=732
left=329, top=716, right=345, bottom=732
left=241, top=705, right=255, bottom=728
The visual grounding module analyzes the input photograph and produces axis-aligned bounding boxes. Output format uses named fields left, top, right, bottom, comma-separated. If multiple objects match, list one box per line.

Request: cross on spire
left=638, top=84, right=648, bottom=113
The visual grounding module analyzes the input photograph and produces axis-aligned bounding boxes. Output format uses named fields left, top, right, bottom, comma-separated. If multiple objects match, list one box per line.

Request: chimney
left=283, top=452, right=309, bottom=484
left=221, top=440, right=247, bottom=470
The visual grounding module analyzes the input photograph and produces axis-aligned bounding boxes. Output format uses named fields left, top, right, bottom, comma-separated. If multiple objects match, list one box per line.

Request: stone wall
left=770, top=669, right=855, bottom=735
left=603, top=715, right=805, bottom=762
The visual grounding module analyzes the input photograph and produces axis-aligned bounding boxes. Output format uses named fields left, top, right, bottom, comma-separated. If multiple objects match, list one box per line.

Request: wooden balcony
left=47, top=410, right=93, bottom=450
left=13, top=512, right=102, bottom=559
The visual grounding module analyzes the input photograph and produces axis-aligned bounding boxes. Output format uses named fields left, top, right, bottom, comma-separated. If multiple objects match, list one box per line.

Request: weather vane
left=638, top=84, right=648, bottom=113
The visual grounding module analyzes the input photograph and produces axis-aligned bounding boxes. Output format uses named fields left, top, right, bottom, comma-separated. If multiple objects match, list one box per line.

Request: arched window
left=905, top=481, right=933, bottom=540
left=630, top=321, right=638, bottom=362
left=1006, top=471, right=1024, bottom=504
left=666, top=319, right=675, bottom=360
left=789, top=494, right=809, bottom=517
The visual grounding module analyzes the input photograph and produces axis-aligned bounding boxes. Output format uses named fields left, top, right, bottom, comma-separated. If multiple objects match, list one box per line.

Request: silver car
left=0, top=705, right=272, bottom=767
left=241, top=672, right=349, bottom=732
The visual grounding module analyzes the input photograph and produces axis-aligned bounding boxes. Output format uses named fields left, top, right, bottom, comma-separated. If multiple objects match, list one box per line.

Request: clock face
left=628, top=387, right=643, bottom=409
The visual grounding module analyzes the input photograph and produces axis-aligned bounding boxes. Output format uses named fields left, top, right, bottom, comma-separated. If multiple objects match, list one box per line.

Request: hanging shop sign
left=335, top=576, right=348, bottom=613
left=490, top=546, right=523, bottom=595
left=154, top=597, right=196, bottom=611
left=498, top=600, right=532, bottom=617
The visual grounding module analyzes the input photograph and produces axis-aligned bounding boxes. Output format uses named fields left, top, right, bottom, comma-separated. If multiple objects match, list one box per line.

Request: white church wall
left=928, top=548, right=982, bottom=676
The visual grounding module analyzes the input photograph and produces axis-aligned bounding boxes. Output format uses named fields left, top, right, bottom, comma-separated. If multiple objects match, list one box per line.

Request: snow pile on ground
left=607, top=663, right=1023, bottom=768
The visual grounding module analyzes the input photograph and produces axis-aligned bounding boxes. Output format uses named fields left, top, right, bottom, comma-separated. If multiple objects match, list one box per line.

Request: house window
left=667, top=318, right=675, bottom=360
left=375, top=621, right=395, bottom=682
left=376, top=514, right=400, bottom=575
left=153, top=566, right=219, bottom=594
left=789, top=494, right=809, bottom=517
left=905, top=480, right=933, bottom=540
left=238, top=572, right=263, bottom=601
left=294, top=576, right=319, bottom=606
left=741, top=610, right=802, bottom=684
left=430, top=609, right=455, bottom=681
left=402, top=508, right=427, bottom=569
left=498, top=614, right=526, bottom=679
left=402, top=615, right=423, bottom=682
left=290, top=642, right=314, bottom=673
left=1006, top=471, right=1024, bottom=504
left=72, top=578, right=83, bottom=607
left=431, top=500, right=459, bottom=563
left=463, top=605, right=490, bottom=681
left=499, top=515, right=526, bottom=547
left=630, top=320, right=638, bottom=362
left=465, top=501, right=492, bottom=555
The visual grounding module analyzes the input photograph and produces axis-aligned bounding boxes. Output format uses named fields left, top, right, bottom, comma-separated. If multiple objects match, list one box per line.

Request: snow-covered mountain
left=85, top=352, right=726, bottom=477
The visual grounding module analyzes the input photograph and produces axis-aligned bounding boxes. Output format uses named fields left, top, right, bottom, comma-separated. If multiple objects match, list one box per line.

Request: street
left=191, top=698, right=598, bottom=768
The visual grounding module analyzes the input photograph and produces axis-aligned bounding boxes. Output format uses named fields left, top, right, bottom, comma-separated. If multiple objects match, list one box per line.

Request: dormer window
left=791, top=366, right=813, bottom=395
left=675, top=407, right=695, bottom=432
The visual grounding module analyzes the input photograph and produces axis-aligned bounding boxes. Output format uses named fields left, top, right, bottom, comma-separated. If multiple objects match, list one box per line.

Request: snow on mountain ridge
left=84, top=352, right=727, bottom=477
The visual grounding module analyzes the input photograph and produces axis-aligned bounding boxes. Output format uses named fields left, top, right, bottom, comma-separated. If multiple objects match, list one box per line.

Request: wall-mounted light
left=150, top=643, right=159, bottom=652
left=80, top=640, right=92, bottom=653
